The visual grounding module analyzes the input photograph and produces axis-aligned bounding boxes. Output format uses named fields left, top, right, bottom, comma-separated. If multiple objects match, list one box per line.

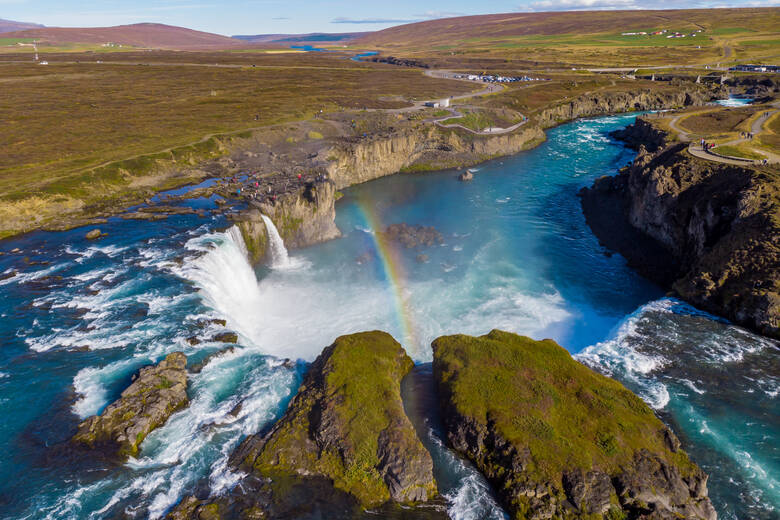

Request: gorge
left=0, top=112, right=776, bottom=520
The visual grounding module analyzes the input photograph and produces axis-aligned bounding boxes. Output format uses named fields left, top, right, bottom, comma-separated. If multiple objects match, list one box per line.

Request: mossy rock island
left=432, top=330, right=716, bottom=520
left=72, top=352, right=188, bottom=460
left=171, top=331, right=438, bottom=518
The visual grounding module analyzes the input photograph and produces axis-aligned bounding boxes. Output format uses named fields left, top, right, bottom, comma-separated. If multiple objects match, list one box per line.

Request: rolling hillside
left=1, top=22, right=242, bottom=50
left=356, top=8, right=779, bottom=67
left=0, top=18, right=44, bottom=33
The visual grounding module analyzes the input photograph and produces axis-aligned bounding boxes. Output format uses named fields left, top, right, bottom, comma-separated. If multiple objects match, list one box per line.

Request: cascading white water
left=261, top=215, right=290, bottom=268
left=178, top=225, right=264, bottom=346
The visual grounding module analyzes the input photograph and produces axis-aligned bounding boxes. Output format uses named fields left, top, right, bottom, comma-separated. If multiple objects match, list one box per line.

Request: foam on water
left=2, top=111, right=775, bottom=520
left=426, top=428, right=507, bottom=520
left=578, top=297, right=779, bottom=518
left=176, top=226, right=266, bottom=348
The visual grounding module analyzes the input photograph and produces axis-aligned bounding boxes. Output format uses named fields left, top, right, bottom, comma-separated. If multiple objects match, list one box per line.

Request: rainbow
left=354, top=202, right=419, bottom=356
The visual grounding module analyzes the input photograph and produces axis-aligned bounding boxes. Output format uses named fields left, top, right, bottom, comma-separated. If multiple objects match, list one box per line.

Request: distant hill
left=357, top=8, right=779, bottom=49
left=0, top=18, right=44, bottom=34
left=2, top=22, right=242, bottom=50
left=233, top=32, right=370, bottom=45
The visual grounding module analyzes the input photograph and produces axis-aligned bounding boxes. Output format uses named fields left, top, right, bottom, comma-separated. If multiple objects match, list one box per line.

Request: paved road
left=429, top=107, right=529, bottom=135
left=687, top=102, right=780, bottom=165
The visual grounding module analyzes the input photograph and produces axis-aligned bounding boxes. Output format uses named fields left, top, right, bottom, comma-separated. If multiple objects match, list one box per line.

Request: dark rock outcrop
left=432, top=330, right=716, bottom=520
left=458, top=170, right=474, bottom=181
left=610, top=115, right=671, bottom=152
left=581, top=140, right=779, bottom=338
left=72, top=352, right=188, bottom=460
left=380, top=223, right=444, bottom=249
left=171, top=331, right=437, bottom=518
left=211, top=331, right=238, bottom=344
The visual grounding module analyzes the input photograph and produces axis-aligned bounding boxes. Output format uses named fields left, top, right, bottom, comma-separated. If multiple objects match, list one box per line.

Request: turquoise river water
left=0, top=112, right=776, bottom=519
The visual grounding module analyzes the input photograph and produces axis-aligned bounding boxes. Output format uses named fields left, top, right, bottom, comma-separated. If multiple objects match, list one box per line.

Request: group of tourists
left=227, top=170, right=329, bottom=205
left=700, top=139, right=717, bottom=152
left=740, top=131, right=754, bottom=140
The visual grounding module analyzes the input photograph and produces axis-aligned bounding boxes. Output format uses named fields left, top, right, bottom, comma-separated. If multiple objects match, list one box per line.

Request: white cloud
left=413, top=10, right=467, bottom=19
left=331, top=17, right=420, bottom=24
left=525, top=0, right=641, bottom=11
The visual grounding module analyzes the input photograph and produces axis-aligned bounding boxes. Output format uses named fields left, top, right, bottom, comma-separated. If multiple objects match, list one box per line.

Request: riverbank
left=224, top=82, right=725, bottom=265
left=1, top=112, right=776, bottom=519
left=0, top=75, right=725, bottom=243
left=580, top=115, right=779, bottom=339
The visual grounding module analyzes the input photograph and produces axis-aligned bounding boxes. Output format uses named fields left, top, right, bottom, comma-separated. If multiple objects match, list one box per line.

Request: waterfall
left=261, top=215, right=290, bottom=269
left=178, top=225, right=264, bottom=346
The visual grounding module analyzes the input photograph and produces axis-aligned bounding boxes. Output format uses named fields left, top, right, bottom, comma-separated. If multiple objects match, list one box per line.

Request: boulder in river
left=85, top=229, right=102, bottom=240
left=458, top=170, right=473, bottom=182
left=432, top=330, right=716, bottom=520
left=233, top=330, right=436, bottom=506
left=211, top=332, right=238, bottom=344
left=381, top=223, right=444, bottom=249
left=71, top=352, right=188, bottom=460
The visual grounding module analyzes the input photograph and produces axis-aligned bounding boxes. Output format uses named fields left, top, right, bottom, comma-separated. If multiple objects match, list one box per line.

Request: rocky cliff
left=581, top=140, right=779, bottom=339
left=536, top=87, right=721, bottom=129
left=170, top=331, right=437, bottom=518
left=610, top=115, right=671, bottom=152
left=325, top=125, right=545, bottom=189
left=432, top=330, right=716, bottom=520
left=235, top=180, right=340, bottom=264
left=72, top=352, right=188, bottom=460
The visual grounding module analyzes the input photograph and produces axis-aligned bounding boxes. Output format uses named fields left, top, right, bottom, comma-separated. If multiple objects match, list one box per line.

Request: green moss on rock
left=72, top=352, right=189, bottom=460
left=433, top=330, right=715, bottom=520
left=237, top=215, right=268, bottom=266
left=235, top=331, right=437, bottom=509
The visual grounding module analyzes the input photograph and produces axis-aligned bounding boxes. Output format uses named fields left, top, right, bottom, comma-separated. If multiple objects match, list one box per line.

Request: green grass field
left=0, top=50, right=478, bottom=237
left=713, top=144, right=765, bottom=160
left=359, top=8, right=779, bottom=67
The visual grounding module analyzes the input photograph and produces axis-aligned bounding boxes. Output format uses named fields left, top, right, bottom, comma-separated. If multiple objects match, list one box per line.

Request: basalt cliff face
left=325, top=125, right=545, bottom=189
left=432, top=330, right=716, bottom=520
left=235, top=180, right=340, bottom=265
left=609, top=116, right=670, bottom=152
left=233, top=85, right=721, bottom=267
left=581, top=130, right=779, bottom=338
left=169, top=332, right=438, bottom=519
left=536, top=87, right=721, bottom=128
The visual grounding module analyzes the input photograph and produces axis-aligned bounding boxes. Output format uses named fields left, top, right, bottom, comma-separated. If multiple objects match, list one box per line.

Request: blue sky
left=2, top=0, right=777, bottom=35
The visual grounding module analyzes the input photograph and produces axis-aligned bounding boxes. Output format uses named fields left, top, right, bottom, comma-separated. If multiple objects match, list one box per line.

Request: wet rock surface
left=85, top=229, right=102, bottom=240
left=581, top=140, right=779, bottom=339
left=170, top=331, right=438, bottom=518
left=71, top=352, right=189, bottom=460
left=458, top=170, right=474, bottom=181
left=380, top=223, right=444, bottom=249
left=432, top=330, right=716, bottom=520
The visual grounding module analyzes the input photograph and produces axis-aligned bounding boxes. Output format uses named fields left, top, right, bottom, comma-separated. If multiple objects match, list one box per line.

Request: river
left=0, top=113, right=776, bottom=519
